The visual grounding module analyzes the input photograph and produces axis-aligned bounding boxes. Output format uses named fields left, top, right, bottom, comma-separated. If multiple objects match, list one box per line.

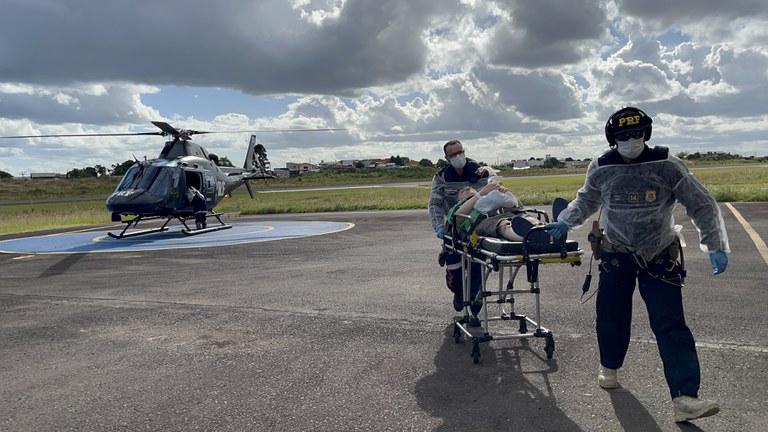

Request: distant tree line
left=66, top=156, right=235, bottom=178
left=1, top=151, right=763, bottom=180
left=675, top=151, right=765, bottom=161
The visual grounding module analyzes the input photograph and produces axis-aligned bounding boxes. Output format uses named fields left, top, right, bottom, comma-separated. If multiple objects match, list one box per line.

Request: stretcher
left=441, top=208, right=584, bottom=363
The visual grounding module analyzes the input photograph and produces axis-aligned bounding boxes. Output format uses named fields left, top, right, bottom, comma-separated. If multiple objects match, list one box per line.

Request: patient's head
left=458, top=186, right=476, bottom=200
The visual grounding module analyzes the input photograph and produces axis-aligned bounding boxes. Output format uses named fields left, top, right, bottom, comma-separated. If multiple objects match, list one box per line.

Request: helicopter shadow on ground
left=414, top=323, right=582, bottom=432
left=38, top=253, right=85, bottom=278
left=59, top=230, right=188, bottom=253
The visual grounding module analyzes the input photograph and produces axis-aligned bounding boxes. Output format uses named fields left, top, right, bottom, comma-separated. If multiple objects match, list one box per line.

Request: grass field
left=1, top=165, right=766, bottom=235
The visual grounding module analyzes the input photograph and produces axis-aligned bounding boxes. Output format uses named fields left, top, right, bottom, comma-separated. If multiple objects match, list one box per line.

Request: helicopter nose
left=106, top=189, right=165, bottom=213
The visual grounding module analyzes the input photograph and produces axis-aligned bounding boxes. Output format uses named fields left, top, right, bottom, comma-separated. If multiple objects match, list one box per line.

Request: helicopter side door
left=203, top=173, right=216, bottom=208
left=168, top=169, right=181, bottom=205
left=184, top=171, right=206, bottom=211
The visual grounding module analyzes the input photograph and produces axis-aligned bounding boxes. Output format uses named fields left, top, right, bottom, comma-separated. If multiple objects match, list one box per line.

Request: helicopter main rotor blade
left=150, top=121, right=215, bottom=137
left=0, top=123, right=345, bottom=140
left=212, top=128, right=347, bottom=133
left=0, top=132, right=163, bottom=139
left=150, top=121, right=180, bottom=135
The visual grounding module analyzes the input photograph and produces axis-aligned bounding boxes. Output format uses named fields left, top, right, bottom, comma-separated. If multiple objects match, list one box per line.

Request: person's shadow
left=606, top=388, right=664, bottom=432
left=608, top=388, right=710, bottom=431
left=415, top=324, right=582, bottom=431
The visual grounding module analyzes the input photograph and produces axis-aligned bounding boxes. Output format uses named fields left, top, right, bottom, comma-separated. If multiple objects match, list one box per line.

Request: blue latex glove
left=436, top=225, right=446, bottom=239
left=544, top=220, right=568, bottom=240
left=709, top=251, right=728, bottom=275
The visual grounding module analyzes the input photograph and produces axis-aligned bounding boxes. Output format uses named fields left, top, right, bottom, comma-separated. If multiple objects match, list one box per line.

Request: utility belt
left=587, top=221, right=686, bottom=287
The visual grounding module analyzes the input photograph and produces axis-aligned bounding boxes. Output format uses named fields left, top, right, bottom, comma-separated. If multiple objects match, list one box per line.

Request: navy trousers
left=596, top=250, right=700, bottom=399
left=444, top=252, right=483, bottom=316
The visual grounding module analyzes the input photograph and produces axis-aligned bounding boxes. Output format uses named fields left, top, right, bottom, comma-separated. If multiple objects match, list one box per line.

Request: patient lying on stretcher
left=445, top=183, right=549, bottom=243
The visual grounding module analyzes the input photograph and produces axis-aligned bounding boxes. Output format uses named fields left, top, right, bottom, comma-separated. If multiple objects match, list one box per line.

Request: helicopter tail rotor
left=243, top=179, right=255, bottom=199
left=244, top=135, right=273, bottom=176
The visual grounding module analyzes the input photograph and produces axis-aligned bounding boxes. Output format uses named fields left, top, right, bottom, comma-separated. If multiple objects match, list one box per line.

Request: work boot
left=452, top=294, right=464, bottom=312
left=598, top=366, right=619, bottom=389
left=673, top=396, right=720, bottom=422
left=195, top=212, right=207, bottom=229
left=468, top=316, right=482, bottom=327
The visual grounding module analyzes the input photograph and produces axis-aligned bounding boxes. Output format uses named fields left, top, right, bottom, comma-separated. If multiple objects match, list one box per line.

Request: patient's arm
left=455, top=183, right=499, bottom=224
left=454, top=194, right=480, bottom=224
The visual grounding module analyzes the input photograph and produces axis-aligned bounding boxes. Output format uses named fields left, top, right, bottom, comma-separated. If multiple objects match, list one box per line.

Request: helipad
left=0, top=221, right=354, bottom=254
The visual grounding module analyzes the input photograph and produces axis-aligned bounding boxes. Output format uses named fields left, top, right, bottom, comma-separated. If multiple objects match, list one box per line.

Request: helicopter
left=1, top=121, right=337, bottom=238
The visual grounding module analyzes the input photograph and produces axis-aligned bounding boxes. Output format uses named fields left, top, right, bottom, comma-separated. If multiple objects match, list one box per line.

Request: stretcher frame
left=442, top=210, right=583, bottom=363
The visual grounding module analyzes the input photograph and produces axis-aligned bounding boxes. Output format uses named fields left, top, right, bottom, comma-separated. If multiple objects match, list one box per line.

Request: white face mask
left=450, top=153, right=467, bottom=169
left=616, top=137, right=645, bottom=159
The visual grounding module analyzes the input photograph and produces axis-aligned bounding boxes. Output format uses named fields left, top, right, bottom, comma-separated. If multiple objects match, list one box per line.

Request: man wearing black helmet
left=545, top=107, right=730, bottom=423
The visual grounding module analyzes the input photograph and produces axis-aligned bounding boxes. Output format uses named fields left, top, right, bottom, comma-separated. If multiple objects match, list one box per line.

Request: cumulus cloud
left=485, top=0, right=608, bottom=68
left=0, top=0, right=450, bottom=94
left=2, top=0, right=768, bottom=176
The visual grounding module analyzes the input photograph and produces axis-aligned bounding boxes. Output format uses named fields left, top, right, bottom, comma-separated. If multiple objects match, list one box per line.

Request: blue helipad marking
left=0, top=221, right=354, bottom=254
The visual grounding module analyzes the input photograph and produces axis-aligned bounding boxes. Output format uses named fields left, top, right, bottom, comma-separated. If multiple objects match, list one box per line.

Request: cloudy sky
left=1, top=0, right=767, bottom=176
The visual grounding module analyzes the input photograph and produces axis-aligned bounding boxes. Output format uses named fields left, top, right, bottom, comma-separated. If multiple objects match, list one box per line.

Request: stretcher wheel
left=518, top=320, right=528, bottom=334
left=545, top=336, right=555, bottom=359
left=472, top=340, right=480, bottom=364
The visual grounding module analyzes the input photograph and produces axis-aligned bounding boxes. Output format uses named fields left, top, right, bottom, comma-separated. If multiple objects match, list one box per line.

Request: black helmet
left=604, top=106, right=653, bottom=146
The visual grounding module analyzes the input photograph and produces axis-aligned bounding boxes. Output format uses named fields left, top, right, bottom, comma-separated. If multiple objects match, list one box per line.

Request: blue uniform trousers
left=596, top=250, right=700, bottom=399
left=444, top=252, right=483, bottom=316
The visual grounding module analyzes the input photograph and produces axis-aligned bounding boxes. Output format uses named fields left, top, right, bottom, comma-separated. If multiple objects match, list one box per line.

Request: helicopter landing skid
left=107, top=215, right=173, bottom=239
left=107, top=212, right=231, bottom=239
left=181, top=224, right=233, bottom=236
left=180, top=212, right=232, bottom=236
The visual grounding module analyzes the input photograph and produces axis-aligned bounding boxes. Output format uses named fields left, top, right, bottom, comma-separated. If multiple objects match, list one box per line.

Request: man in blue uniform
left=545, top=107, right=730, bottom=423
left=429, top=140, right=491, bottom=323
left=186, top=185, right=207, bottom=229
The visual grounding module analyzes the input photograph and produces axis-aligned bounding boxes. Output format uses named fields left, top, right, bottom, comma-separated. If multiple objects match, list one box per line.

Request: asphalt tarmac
left=1, top=204, right=767, bottom=432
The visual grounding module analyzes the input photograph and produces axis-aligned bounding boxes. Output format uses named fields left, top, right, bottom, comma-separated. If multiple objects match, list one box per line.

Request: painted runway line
left=0, top=221, right=354, bottom=254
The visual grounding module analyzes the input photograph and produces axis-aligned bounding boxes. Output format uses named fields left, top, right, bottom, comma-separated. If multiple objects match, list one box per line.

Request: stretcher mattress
left=478, top=237, right=579, bottom=255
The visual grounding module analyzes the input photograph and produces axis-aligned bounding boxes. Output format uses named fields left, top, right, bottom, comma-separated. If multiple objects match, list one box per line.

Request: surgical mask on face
left=616, top=137, right=645, bottom=159
left=450, top=153, right=467, bottom=169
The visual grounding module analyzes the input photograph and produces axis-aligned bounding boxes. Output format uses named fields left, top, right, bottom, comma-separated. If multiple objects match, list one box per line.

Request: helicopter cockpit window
left=147, top=167, right=175, bottom=195
left=115, top=164, right=142, bottom=191
left=115, top=165, right=177, bottom=195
